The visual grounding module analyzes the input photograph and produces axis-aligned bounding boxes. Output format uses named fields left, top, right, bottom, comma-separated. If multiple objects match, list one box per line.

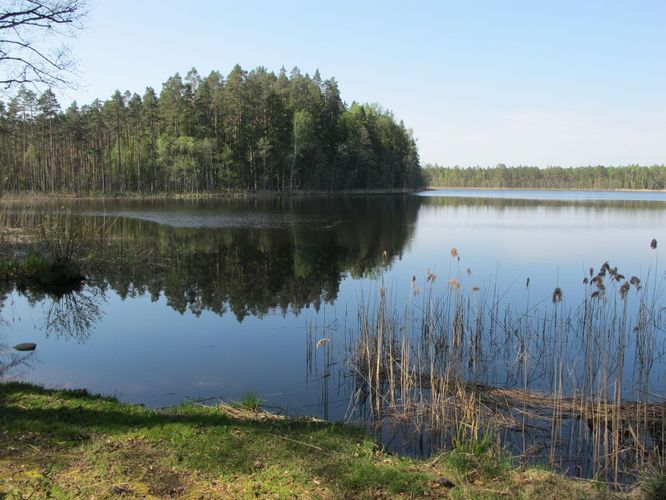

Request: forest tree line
left=0, top=65, right=423, bottom=194
left=424, top=164, right=666, bottom=190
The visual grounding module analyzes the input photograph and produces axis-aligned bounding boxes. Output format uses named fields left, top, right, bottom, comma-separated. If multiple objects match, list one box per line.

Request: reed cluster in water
left=330, top=245, right=666, bottom=486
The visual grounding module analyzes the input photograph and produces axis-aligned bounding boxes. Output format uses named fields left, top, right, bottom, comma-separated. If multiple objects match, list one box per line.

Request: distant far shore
left=426, top=186, right=666, bottom=193
left=422, top=165, right=666, bottom=192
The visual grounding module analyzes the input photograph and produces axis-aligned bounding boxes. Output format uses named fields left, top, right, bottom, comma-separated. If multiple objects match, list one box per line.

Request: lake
left=2, top=189, right=666, bottom=480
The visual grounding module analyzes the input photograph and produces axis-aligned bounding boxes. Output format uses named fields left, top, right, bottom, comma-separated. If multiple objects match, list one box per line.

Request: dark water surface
left=2, top=190, right=666, bottom=470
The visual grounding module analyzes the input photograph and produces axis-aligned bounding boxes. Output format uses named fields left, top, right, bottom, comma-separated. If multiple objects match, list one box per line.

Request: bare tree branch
left=0, top=0, right=87, bottom=92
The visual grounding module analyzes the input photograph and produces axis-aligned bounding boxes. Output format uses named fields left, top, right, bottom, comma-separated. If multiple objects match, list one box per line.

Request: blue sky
left=63, top=0, right=666, bottom=167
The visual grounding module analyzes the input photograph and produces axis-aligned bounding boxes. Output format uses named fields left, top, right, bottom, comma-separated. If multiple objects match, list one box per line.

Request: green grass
left=639, top=469, right=666, bottom=500
left=446, top=426, right=511, bottom=483
left=0, top=250, right=82, bottom=290
left=238, top=391, right=262, bottom=412
left=22, top=251, right=50, bottom=277
left=0, top=382, right=623, bottom=498
left=0, top=257, right=18, bottom=280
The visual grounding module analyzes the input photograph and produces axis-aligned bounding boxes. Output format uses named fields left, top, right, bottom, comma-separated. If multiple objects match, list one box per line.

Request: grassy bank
left=0, top=383, right=631, bottom=499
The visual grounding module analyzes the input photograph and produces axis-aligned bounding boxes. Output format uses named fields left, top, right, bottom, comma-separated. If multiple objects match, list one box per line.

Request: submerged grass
left=0, top=382, right=616, bottom=498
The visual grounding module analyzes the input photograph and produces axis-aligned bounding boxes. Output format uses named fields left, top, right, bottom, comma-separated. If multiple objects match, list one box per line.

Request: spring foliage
left=0, top=66, right=423, bottom=193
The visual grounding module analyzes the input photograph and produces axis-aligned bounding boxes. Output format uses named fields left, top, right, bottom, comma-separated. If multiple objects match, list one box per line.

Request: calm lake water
left=2, top=189, right=666, bottom=471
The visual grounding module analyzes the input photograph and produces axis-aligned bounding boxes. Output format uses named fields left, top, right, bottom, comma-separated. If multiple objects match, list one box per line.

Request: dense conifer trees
left=0, top=66, right=423, bottom=194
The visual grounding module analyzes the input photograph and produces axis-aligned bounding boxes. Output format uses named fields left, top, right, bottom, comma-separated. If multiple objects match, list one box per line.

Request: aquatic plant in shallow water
left=238, top=391, right=262, bottom=412
left=312, top=247, right=666, bottom=488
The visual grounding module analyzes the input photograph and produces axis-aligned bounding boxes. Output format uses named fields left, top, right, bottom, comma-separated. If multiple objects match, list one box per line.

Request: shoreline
left=0, top=188, right=422, bottom=202
left=0, top=381, right=633, bottom=498
left=2, top=185, right=666, bottom=202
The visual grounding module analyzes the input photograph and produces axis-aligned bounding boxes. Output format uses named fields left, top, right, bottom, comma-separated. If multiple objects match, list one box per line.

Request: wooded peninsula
left=0, top=65, right=423, bottom=194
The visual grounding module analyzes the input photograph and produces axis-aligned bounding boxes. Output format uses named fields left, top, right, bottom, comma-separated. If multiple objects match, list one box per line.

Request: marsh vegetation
left=323, top=247, right=666, bottom=485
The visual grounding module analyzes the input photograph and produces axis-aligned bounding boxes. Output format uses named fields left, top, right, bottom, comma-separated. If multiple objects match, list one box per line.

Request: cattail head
left=583, top=277, right=589, bottom=285
left=471, top=286, right=480, bottom=292
left=589, top=267, right=594, bottom=277
left=315, top=337, right=331, bottom=349
left=426, top=269, right=437, bottom=283
left=450, top=247, right=458, bottom=258
left=526, top=277, right=530, bottom=288
left=448, top=278, right=460, bottom=290
left=630, top=276, right=641, bottom=289
left=619, top=281, right=630, bottom=299
left=466, top=268, right=472, bottom=276
left=651, top=238, right=657, bottom=249
left=591, top=276, right=604, bottom=288
left=552, top=287, right=563, bottom=303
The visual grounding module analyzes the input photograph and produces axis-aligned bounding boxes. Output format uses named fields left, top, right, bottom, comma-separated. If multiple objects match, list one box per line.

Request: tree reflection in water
left=42, top=288, right=106, bottom=342
left=1, top=195, right=423, bottom=337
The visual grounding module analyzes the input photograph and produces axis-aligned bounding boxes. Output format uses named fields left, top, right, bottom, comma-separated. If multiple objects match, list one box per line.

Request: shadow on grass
left=0, top=382, right=429, bottom=496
